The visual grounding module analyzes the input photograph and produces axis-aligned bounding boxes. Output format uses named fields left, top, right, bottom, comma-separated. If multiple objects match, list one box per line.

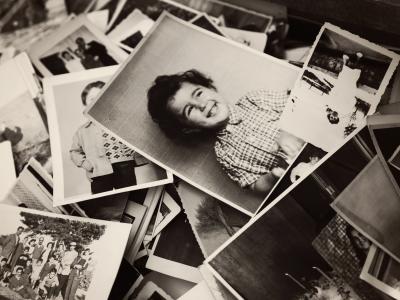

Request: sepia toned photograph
left=178, top=181, right=250, bottom=257
left=279, top=23, right=399, bottom=152
left=190, top=13, right=226, bottom=37
left=87, top=13, right=301, bottom=215
left=0, top=53, right=50, bottom=175
left=43, top=67, right=172, bottom=206
left=205, top=125, right=387, bottom=300
left=0, top=204, right=131, bottom=300
left=368, top=114, right=400, bottom=196
left=361, top=245, right=400, bottom=300
left=173, top=0, right=273, bottom=32
left=0, top=141, right=16, bottom=200
left=28, top=15, right=128, bottom=77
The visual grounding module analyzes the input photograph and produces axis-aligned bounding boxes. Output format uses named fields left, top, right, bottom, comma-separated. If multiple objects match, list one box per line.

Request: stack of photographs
left=1, top=1, right=400, bottom=299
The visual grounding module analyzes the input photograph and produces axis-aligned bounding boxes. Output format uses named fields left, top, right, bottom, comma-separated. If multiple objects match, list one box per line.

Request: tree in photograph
left=19, top=211, right=106, bottom=247
left=195, top=196, right=235, bottom=236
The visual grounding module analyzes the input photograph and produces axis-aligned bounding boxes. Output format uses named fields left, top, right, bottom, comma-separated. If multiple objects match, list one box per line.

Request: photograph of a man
left=70, top=81, right=137, bottom=194
left=148, top=69, right=303, bottom=194
left=0, top=226, right=24, bottom=263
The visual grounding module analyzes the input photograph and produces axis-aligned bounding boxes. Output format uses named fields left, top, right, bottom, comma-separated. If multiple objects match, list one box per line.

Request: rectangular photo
left=0, top=52, right=50, bottom=174
left=145, top=183, right=205, bottom=283
left=361, top=245, right=400, bottom=300
left=177, top=180, right=250, bottom=257
left=368, top=114, right=400, bottom=197
left=43, top=66, right=172, bottom=205
left=28, top=15, right=128, bottom=77
left=332, top=156, right=400, bottom=261
left=152, top=189, right=181, bottom=238
left=0, top=141, right=16, bottom=200
left=279, top=23, right=399, bottom=152
left=87, top=13, right=301, bottom=215
left=205, top=126, right=388, bottom=300
left=0, top=204, right=131, bottom=300
left=173, top=0, right=273, bottom=33
left=1, top=157, right=131, bottom=222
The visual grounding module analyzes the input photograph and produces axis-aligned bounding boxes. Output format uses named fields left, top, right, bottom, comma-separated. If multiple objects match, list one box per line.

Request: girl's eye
left=187, top=106, right=193, bottom=117
left=196, top=90, right=203, bottom=97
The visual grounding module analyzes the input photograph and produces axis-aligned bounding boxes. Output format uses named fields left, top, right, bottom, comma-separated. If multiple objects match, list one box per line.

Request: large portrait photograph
left=43, top=66, right=172, bottom=206
left=0, top=204, right=131, bottom=300
left=87, top=13, right=301, bottom=215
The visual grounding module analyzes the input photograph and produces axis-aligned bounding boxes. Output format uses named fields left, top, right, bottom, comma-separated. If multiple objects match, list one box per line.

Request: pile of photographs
left=0, top=0, right=400, bottom=299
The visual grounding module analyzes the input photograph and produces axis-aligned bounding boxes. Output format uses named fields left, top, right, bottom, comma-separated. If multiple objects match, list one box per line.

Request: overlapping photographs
left=279, top=23, right=399, bottom=152
left=0, top=204, right=131, bottom=300
left=43, top=66, right=172, bottom=205
left=259, top=22, right=400, bottom=208
left=361, top=245, right=400, bottom=300
left=368, top=114, right=400, bottom=196
left=204, top=126, right=393, bottom=300
left=28, top=15, right=128, bottom=77
left=86, top=13, right=300, bottom=215
left=0, top=53, right=50, bottom=175
left=173, top=0, right=273, bottom=33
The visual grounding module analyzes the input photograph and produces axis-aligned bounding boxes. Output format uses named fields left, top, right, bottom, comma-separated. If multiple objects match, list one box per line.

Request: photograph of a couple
left=279, top=24, right=398, bottom=152
left=0, top=205, right=130, bottom=300
left=39, top=27, right=118, bottom=75
left=87, top=13, right=302, bottom=215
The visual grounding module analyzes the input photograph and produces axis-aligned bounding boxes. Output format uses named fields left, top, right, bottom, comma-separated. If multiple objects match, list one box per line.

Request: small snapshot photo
left=361, top=245, right=400, bottom=300
left=279, top=23, right=399, bottom=152
left=190, top=13, right=226, bottom=37
left=177, top=180, right=250, bottom=256
left=0, top=204, right=131, bottom=300
left=43, top=66, right=172, bottom=206
left=87, top=13, right=301, bottom=215
left=368, top=114, right=400, bottom=195
left=0, top=53, right=50, bottom=174
left=0, top=0, right=66, bottom=34
left=28, top=15, right=128, bottom=77
left=174, top=0, right=273, bottom=32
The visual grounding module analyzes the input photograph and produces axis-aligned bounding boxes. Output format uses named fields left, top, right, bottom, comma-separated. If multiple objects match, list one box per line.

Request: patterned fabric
left=214, top=89, right=289, bottom=188
left=102, top=131, right=135, bottom=164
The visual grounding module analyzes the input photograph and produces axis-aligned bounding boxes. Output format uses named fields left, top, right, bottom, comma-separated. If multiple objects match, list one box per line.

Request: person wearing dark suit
left=75, top=37, right=117, bottom=67
left=0, top=227, right=24, bottom=263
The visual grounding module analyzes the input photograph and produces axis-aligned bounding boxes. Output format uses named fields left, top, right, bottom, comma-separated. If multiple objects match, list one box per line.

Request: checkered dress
left=214, top=89, right=289, bottom=188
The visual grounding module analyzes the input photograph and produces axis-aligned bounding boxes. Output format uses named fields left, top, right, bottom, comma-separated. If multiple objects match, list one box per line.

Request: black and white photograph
left=205, top=125, right=389, bottom=300
left=178, top=181, right=250, bottom=257
left=106, top=0, right=201, bottom=32
left=368, top=114, right=400, bottom=196
left=87, top=13, right=302, bottom=215
left=145, top=185, right=205, bottom=283
left=189, top=13, right=226, bottom=37
left=279, top=23, right=399, bottom=152
left=390, top=146, right=400, bottom=171
left=0, top=204, right=131, bottom=300
left=151, top=190, right=181, bottom=238
left=220, top=26, right=268, bottom=52
left=107, top=9, right=154, bottom=52
left=173, top=0, right=273, bottom=33
left=0, top=141, right=16, bottom=200
left=0, top=0, right=66, bottom=34
left=130, top=281, right=174, bottom=300
left=1, top=157, right=132, bottom=223
left=332, top=156, right=400, bottom=262
left=361, top=245, right=400, bottom=300
left=43, top=66, right=172, bottom=205
left=123, top=187, right=164, bottom=264
left=0, top=53, right=51, bottom=175
left=28, top=15, right=128, bottom=77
